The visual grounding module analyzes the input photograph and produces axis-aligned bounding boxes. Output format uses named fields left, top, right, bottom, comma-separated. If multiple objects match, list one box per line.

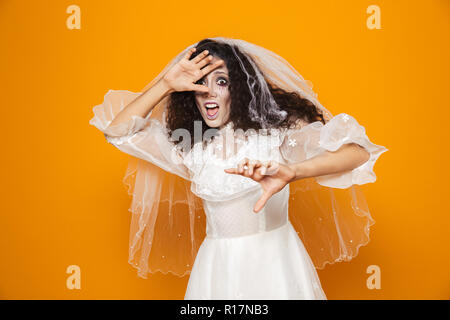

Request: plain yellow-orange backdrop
left=0, top=0, right=448, bottom=299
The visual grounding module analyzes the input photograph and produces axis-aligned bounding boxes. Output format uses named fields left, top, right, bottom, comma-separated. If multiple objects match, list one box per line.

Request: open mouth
left=205, top=103, right=220, bottom=120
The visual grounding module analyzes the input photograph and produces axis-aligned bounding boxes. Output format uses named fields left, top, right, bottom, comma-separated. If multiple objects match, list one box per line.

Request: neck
left=219, top=121, right=233, bottom=131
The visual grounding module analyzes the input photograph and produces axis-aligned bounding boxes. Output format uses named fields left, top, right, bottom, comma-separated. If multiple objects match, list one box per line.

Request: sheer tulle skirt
left=184, top=221, right=327, bottom=300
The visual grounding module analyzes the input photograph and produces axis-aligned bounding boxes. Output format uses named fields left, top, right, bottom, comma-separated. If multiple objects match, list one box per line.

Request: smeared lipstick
left=205, top=101, right=220, bottom=120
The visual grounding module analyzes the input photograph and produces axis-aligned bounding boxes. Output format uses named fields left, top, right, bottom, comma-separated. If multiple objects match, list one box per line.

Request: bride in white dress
left=90, top=37, right=388, bottom=300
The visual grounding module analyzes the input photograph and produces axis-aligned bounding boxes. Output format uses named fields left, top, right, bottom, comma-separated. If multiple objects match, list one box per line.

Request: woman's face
left=194, top=56, right=231, bottom=129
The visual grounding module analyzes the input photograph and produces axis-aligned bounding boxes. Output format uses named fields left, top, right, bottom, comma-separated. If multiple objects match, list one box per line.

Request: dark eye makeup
left=196, top=76, right=228, bottom=86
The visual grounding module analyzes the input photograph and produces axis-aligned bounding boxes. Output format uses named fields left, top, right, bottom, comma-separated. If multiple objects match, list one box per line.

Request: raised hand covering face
left=194, top=56, right=231, bottom=129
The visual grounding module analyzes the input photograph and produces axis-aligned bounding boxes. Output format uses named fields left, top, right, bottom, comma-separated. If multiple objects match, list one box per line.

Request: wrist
left=287, top=162, right=308, bottom=183
left=157, top=78, right=174, bottom=97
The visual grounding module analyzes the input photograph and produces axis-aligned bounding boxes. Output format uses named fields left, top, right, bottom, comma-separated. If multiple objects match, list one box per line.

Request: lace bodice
left=201, top=182, right=290, bottom=239
left=183, top=127, right=290, bottom=238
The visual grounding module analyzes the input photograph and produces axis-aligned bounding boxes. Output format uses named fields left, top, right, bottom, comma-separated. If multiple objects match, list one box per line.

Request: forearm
left=108, top=79, right=174, bottom=127
left=288, top=143, right=370, bottom=182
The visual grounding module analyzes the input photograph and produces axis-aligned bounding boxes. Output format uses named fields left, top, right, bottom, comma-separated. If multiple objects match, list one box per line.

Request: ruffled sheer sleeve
left=280, top=113, right=388, bottom=189
left=89, top=89, right=191, bottom=181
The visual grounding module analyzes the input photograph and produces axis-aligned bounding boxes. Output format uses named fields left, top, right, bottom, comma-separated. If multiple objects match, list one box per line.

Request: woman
left=90, top=37, right=388, bottom=299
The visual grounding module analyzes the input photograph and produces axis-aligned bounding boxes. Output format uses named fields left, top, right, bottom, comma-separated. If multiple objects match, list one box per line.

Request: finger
left=255, top=165, right=266, bottom=177
left=254, top=160, right=263, bottom=168
left=261, top=160, right=270, bottom=167
left=184, top=47, right=197, bottom=61
left=248, top=159, right=261, bottom=176
left=200, top=60, right=225, bottom=76
left=189, top=83, right=209, bottom=93
left=266, top=161, right=280, bottom=175
left=257, top=161, right=270, bottom=175
left=242, top=165, right=250, bottom=177
left=262, top=161, right=271, bottom=175
left=196, top=54, right=213, bottom=69
left=253, top=160, right=263, bottom=174
left=247, top=160, right=255, bottom=176
left=238, top=158, right=249, bottom=174
left=253, top=191, right=272, bottom=213
left=224, top=168, right=239, bottom=175
left=191, top=49, right=209, bottom=63
left=259, top=165, right=266, bottom=176
left=250, top=167, right=264, bottom=181
left=237, top=159, right=244, bottom=173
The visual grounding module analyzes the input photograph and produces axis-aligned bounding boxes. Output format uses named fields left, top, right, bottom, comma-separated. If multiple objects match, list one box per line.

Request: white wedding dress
left=90, top=90, right=388, bottom=300
left=183, top=184, right=326, bottom=300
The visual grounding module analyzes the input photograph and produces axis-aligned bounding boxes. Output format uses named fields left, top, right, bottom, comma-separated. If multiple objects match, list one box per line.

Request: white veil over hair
left=91, top=37, right=378, bottom=279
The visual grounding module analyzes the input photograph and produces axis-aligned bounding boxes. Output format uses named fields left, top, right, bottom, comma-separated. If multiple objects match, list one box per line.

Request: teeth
left=205, top=103, right=219, bottom=108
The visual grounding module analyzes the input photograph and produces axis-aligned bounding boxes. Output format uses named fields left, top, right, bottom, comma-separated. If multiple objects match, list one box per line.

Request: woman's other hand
left=224, top=158, right=296, bottom=214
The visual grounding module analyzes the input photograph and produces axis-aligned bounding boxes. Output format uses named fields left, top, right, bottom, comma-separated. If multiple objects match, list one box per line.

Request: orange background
left=0, top=0, right=449, bottom=299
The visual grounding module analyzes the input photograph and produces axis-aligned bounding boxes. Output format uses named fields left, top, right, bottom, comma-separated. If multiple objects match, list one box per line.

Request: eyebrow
left=211, top=70, right=228, bottom=76
left=199, top=69, right=228, bottom=80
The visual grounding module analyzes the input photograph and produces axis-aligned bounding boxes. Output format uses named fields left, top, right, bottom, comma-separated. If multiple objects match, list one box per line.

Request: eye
left=217, top=77, right=228, bottom=86
left=195, top=77, right=228, bottom=86
left=195, top=78, right=205, bottom=85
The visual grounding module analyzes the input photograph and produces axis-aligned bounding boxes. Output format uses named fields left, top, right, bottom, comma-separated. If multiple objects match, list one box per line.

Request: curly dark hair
left=166, top=38, right=326, bottom=148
